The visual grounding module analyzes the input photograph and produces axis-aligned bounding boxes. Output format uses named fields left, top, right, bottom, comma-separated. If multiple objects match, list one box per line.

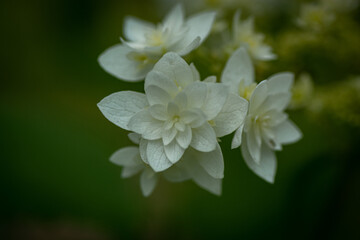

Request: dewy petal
left=98, top=91, right=148, bottom=131
left=190, top=122, right=217, bottom=152
left=146, top=140, right=172, bottom=172
left=249, top=80, right=268, bottom=114
left=163, top=165, right=191, bottom=182
left=123, top=16, right=155, bottom=42
left=152, top=52, right=194, bottom=89
left=145, top=71, right=179, bottom=97
left=183, top=82, right=207, bottom=109
left=231, top=127, right=243, bottom=149
left=164, top=140, right=185, bottom=164
left=98, top=44, right=152, bottom=81
left=201, top=83, right=229, bottom=120
left=212, top=93, right=248, bottom=137
left=163, top=4, right=184, bottom=32
left=140, top=168, right=158, bottom=197
left=274, top=120, right=302, bottom=145
left=221, top=47, right=254, bottom=88
left=176, top=125, right=192, bottom=149
left=184, top=11, right=217, bottom=45
left=145, top=85, right=171, bottom=105
left=197, top=142, right=224, bottom=179
left=110, top=146, right=140, bottom=167
left=267, top=72, right=294, bottom=95
left=242, top=135, right=277, bottom=183
left=128, top=109, right=163, bottom=140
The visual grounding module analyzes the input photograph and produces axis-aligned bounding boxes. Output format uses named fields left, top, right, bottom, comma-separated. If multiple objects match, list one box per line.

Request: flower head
left=227, top=11, right=276, bottom=61
left=98, top=52, right=248, bottom=177
left=98, top=4, right=216, bottom=81
left=222, top=47, right=302, bottom=183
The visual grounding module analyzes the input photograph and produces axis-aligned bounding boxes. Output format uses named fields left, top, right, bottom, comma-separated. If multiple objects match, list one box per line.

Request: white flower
left=98, top=4, right=216, bottom=81
left=110, top=133, right=224, bottom=196
left=221, top=47, right=302, bottom=183
left=98, top=52, right=248, bottom=178
left=227, top=11, right=276, bottom=61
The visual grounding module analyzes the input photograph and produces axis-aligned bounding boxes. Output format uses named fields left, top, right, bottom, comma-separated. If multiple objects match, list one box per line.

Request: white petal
left=190, top=122, right=217, bottom=152
left=146, top=140, right=172, bottom=172
left=98, top=91, right=148, bottom=131
left=249, top=80, right=268, bottom=114
left=212, top=94, right=248, bottom=137
left=167, top=102, right=180, bottom=117
left=183, top=82, right=207, bottom=109
left=162, top=128, right=177, bottom=145
left=180, top=109, right=206, bottom=128
left=110, top=146, right=140, bottom=167
left=221, top=47, right=254, bottom=88
left=98, top=44, right=152, bottom=81
left=164, top=140, right=185, bottom=164
left=184, top=11, right=217, bottom=44
left=246, top=128, right=262, bottom=164
left=242, top=136, right=277, bottom=183
left=231, top=126, right=243, bottom=149
left=152, top=52, right=194, bottom=89
left=258, top=93, right=291, bottom=112
left=140, top=168, right=158, bottom=197
left=145, top=70, right=179, bottom=97
left=267, top=72, right=294, bottom=95
left=201, top=83, right=229, bottom=120
left=181, top=150, right=222, bottom=195
left=203, top=76, right=217, bottom=83
left=163, top=4, right=184, bottom=31
left=123, top=16, right=155, bottom=42
left=139, top=138, right=149, bottom=164
left=121, top=165, right=144, bottom=178
left=128, top=109, right=163, bottom=140
left=128, top=133, right=141, bottom=144
left=145, top=85, right=171, bottom=105
left=190, top=63, right=200, bottom=81
left=149, top=104, right=167, bottom=121
left=176, top=37, right=201, bottom=56
left=163, top=165, right=190, bottom=182
left=173, top=91, right=188, bottom=110
left=197, top=143, right=224, bottom=179
left=274, top=120, right=302, bottom=145
left=176, top=125, right=192, bottom=148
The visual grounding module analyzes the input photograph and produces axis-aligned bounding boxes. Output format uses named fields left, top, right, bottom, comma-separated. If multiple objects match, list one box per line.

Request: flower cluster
left=97, top=4, right=302, bottom=196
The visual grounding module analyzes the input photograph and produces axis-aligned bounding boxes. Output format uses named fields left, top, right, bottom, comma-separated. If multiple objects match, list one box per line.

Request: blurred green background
left=1, top=0, right=359, bottom=239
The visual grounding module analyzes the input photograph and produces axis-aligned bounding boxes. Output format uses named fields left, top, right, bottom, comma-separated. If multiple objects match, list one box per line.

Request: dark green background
left=1, top=0, right=359, bottom=239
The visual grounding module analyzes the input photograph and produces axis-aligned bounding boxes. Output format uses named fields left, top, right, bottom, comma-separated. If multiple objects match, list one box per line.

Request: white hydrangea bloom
left=98, top=52, right=248, bottom=184
left=221, top=47, right=302, bottom=183
left=110, top=133, right=224, bottom=196
left=228, top=11, right=276, bottom=61
left=98, top=4, right=216, bottom=81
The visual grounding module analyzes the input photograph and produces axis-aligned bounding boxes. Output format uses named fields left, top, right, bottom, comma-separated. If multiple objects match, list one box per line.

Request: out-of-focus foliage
left=1, top=0, right=359, bottom=239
